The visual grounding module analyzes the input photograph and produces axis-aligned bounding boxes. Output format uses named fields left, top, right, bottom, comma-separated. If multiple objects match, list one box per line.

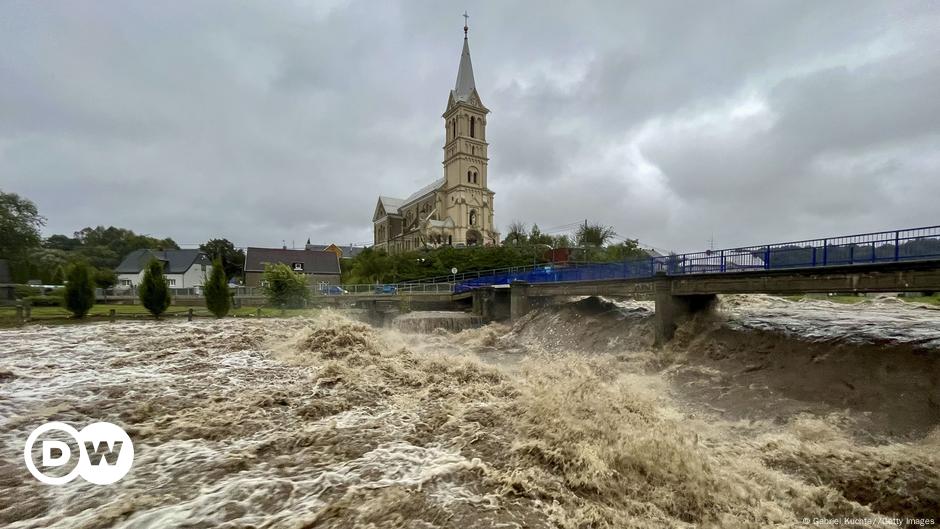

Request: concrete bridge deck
left=468, top=260, right=940, bottom=342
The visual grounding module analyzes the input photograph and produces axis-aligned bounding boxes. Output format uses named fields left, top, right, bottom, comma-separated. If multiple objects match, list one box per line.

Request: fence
left=451, top=225, right=940, bottom=293
left=96, top=282, right=455, bottom=301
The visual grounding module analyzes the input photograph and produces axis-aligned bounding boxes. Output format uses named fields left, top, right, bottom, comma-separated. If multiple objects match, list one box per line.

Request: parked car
left=319, top=284, right=348, bottom=295
left=374, top=284, right=398, bottom=295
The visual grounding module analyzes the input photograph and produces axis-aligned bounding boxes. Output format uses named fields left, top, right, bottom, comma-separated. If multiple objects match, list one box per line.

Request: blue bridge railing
left=452, top=225, right=940, bottom=293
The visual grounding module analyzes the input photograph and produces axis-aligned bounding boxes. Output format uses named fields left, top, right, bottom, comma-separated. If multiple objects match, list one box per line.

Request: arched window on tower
left=452, top=120, right=456, bottom=140
left=473, top=172, right=478, bottom=184
left=467, top=170, right=472, bottom=183
left=470, top=117, right=475, bottom=138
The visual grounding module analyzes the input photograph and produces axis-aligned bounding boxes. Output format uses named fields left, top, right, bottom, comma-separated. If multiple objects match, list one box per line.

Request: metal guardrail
left=451, top=225, right=940, bottom=293
left=97, top=282, right=455, bottom=300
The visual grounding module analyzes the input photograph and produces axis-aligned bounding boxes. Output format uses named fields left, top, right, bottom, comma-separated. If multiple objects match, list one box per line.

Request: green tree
left=344, top=248, right=391, bottom=284
left=50, top=265, right=66, bottom=285
left=528, top=224, right=554, bottom=246
left=199, top=238, right=245, bottom=281
left=64, top=262, right=95, bottom=318
left=0, top=191, right=45, bottom=260
left=262, top=263, right=309, bottom=308
left=576, top=222, right=615, bottom=247
left=203, top=258, right=231, bottom=318
left=94, top=268, right=118, bottom=289
left=604, top=240, right=647, bottom=261
left=502, top=221, right=528, bottom=246
left=139, top=259, right=171, bottom=318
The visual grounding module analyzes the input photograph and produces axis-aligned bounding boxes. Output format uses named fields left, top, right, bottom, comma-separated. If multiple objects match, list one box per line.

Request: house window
left=167, top=278, right=177, bottom=286
left=120, top=279, right=132, bottom=286
left=292, top=262, right=304, bottom=272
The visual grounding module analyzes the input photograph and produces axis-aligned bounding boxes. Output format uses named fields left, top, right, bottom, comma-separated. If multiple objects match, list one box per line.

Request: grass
left=0, top=303, right=321, bottom=327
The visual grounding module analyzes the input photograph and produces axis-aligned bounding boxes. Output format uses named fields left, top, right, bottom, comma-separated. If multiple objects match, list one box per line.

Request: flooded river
left=0, top=296, right=938, bottom=528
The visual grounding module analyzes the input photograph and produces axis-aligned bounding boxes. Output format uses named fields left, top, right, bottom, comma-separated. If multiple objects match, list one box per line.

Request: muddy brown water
left=0, top=295, right=938, bottom=528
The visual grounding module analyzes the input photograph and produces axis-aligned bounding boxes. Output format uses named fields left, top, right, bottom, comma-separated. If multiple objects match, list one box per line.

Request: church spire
left=454, top=13, right=476, bottom=101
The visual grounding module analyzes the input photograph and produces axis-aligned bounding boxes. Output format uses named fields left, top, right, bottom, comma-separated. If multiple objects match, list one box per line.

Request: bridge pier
left=654, top=273, right=716, bottom=343
left=510, top=281, right=531, bottom=322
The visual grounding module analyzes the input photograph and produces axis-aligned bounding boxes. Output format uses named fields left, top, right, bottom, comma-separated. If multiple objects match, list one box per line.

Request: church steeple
left=454, top=14, right=476, bottom=101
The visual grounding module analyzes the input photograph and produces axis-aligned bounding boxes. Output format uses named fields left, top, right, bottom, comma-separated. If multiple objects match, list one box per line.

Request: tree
left=64, top=262, right=95, bottom=318
left=503, top=221, right=528, bottom=246
left=528, top=224, right=554, bottom=247
left=576, top=222, right=615, bottom=247
left=50, top=265, right=66, bottom=285
left=199, top=238, right=245, bottom=281
left=94, top=268, right=118, bottom=289
left=344, top=248, right=391, bottom=284
left=262, top=263, right=310, bottom=308
left=0, top=191, right=45, bottom=259
left=203, top=258, right=231, bottom=318
left=139, top=259, right=171, bottom=318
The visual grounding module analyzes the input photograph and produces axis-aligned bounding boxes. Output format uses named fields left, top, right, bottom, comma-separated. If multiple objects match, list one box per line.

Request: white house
left=115, top=249, right=213, bottom=289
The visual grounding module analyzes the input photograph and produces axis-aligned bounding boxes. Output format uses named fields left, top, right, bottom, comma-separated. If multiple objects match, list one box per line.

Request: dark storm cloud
left=1, top=1, right=937, bottom=251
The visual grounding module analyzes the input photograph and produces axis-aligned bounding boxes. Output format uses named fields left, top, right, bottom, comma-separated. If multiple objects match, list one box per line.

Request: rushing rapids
left=0, top=296, right=938, bottom=528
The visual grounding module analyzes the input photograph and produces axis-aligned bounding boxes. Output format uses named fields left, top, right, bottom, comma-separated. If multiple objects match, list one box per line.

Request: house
left=115, top=249, right=213, bottom=288
left=304, top=242, right=365, bottom=260
left=243, top=247, right=341, bottom=288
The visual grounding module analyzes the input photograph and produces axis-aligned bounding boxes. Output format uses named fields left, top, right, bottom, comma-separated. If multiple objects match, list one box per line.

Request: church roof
left=378, top=196, right=403, bottom=215
left=402, top=177, right=445, bottom=207
left=453, top=36, right=476, bottom=102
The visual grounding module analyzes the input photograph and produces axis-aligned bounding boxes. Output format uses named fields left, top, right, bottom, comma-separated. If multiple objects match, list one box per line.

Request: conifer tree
left=64, top=262, right=95, bottom=318
left=203, top=258, right=230, bottom=318
left=139, top=259, right=171, bottom=318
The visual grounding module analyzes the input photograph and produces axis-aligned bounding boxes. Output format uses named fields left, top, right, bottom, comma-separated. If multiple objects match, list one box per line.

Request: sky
left=1, top=1, right=938, bottom=253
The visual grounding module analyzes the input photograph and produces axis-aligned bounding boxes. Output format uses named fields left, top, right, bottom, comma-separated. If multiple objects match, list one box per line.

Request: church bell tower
left=441, top=14, right=496, bottom=246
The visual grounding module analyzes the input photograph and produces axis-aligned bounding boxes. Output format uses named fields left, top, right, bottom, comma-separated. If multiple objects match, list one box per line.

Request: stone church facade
left=372, top=25, right=498, bottom=253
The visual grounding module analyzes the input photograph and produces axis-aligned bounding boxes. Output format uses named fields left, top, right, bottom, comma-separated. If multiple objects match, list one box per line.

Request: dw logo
left=23, top=422, right=134, bottom=485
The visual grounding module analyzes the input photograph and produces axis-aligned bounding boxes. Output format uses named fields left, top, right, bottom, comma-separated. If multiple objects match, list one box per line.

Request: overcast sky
left=2, top=1, right=938, bottom=252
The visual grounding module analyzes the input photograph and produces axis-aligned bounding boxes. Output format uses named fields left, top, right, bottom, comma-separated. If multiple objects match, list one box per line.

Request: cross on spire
left=463, top=11, right=469, bottom=37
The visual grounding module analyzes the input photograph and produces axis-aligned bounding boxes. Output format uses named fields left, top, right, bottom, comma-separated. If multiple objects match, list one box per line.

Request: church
left=372, top=21, right=498, bottom=254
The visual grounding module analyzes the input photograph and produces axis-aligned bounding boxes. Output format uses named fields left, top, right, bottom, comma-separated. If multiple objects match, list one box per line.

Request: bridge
left=446, top=225, right=940, bottom=342
left=81, top=225, right=940, bottom=339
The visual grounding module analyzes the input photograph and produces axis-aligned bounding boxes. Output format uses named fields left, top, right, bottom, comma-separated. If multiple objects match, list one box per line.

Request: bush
left=14, top=284, right=40, bottom=299
left=24, top=295, right=62, bottom=307
left=139, top=259, right=171, bottom=318
left=203, top=258, right=230, bottom=318
left=262, top=263, right=309, bottom=308
left=64, top=262, right=95, bottom=318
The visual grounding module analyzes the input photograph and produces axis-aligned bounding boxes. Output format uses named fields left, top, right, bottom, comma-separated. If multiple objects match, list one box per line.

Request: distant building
left=243, top=247, right=341, bottom=288
left=304, top=242, right=365, bottom=260
left=372, top=22, right=498, bottom=254
left=115, top=249, right=213, bottom=288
